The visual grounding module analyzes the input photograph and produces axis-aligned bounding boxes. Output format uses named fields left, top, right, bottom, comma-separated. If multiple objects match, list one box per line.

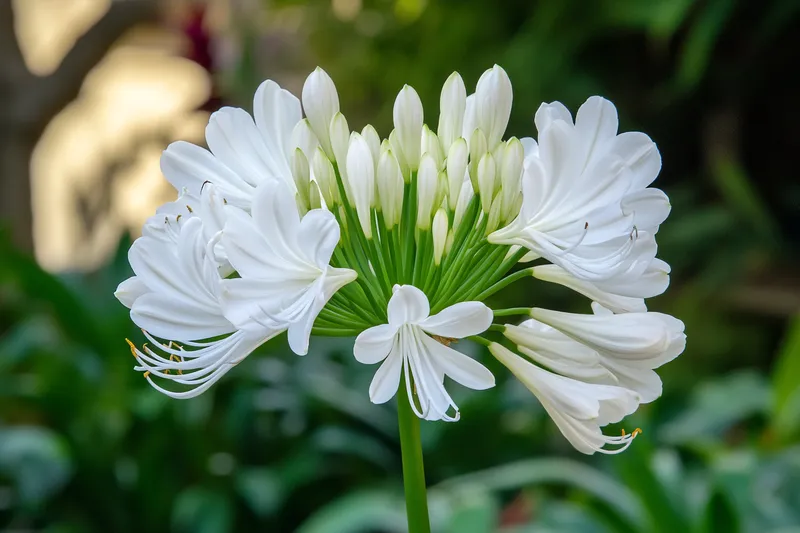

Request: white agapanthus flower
left=354, top=285, right=495, bottom=422
left=117, top=64, right=685, bottom=455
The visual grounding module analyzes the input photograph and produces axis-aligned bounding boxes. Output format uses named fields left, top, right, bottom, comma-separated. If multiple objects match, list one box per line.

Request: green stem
left=472, top=267, right=534, bottom=302
left=397, top=383, right=431, bottom=533
left=492, top=307, right=532, bottom=317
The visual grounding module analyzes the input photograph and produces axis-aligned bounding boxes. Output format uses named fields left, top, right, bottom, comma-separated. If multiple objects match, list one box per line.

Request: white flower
left=220, top=180, right=357, bottom=355
left=161, top=80, right=307, bottom=210
left=490, top=343, right=641, bottom=455
left=118, top=216, right=280, bottom=399
left=503, top=303, right=685, bottom=403
left=353, top=285, right=495, bottom=421
left=489, top=96, right=670, bottom=283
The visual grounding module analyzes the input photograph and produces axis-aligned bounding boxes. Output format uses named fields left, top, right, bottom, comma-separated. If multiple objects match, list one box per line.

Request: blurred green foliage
left=2, top=0, right=800, bottom=531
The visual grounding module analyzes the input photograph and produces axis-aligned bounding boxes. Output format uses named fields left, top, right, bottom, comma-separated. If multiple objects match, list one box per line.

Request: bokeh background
left=1, top=0, right=799, bottom=531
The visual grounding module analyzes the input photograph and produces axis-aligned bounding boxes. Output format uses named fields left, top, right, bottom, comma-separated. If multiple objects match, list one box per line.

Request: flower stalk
left=397, top=378, right=432, bottom=533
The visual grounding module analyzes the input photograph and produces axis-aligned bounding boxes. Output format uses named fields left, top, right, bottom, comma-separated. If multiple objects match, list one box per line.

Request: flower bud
left=345, top=133, right=375, bottom=238
left=468, top=128, right=488, bottom=191
left=421, top=125, right=444, bottom=169
left=329, top=112, right=350, bottom=176
left=292, top=148, right=310, bottom=211
left=309, top=181, right=322, bottom=210
left=437, top=72, right=466, bottom=150
left=361, top=124, right=381, bottom=168
left=432, top=208, right=449, bottom=266
left=485, top=193, right=504, bottom=234
left=302, top=67, right=340, bottom=158
left=477, top=152, right=496, bottom=213
left=416, top=154, right=438, bottom=230
left=475, top=65, right=512, bottom=150
left=377, top=149, right=404, bottom=229
left=500, top=137, right=524, bottom=221
left=312, top=146, right=337, bottom=206
left=290, top=119, right=319, bottom=162
left=393, top=85, right=423, bottom=172
left=446, top=138, right=468, bottom=211
left=453, top=179, right=474, bottom=230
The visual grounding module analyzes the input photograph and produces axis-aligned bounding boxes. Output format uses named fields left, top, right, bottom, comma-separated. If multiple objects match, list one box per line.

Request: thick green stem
left=397, top=384, right=431, bottom=533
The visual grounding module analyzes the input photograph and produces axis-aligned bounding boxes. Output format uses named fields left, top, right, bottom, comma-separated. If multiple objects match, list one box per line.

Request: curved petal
left=387, top=285, right=431, bottom=327
left=419, top=301, right=493, bottom=338
left=160, top=141, right=254, bottom=205
left=534, top=101, right=573, bottom=134
left=253, top=79, right=301, bottom=177
left=419, top=333, right=495, bottom=390
left=368, top=348, right=403, bottom=404
left=131, top=292, right=234, bottom=341
left=115, top=276, right=150, bottom=309
left=354, top=324, right=398, bottom=364
left=622, top=188, right=671, bottom=230
left=297, top=209, right=341, bottom=268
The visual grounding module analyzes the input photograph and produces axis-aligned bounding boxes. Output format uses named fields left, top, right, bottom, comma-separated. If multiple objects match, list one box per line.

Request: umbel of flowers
left=117, top=64, right=685, bottom=530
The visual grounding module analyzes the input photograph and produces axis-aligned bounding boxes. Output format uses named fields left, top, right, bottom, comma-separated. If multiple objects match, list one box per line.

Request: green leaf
left=235, top=468, right=285, bottom=518
left=701, top=488, right=741, bottom=533
left=171, top=488, right=233, bottom=533
left=772, top=315, right=800, bottom=441
left=296, top=490, right=408, bottom=533
left=0, top=426, right=73, bottom=506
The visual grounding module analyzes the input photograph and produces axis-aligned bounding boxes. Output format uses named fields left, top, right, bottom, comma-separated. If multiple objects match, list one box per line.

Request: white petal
left=418, top=301, right=493, bottom=338
left=534, top=101, right=573, bottom=134
left=206, top=107, right=293, bottom=190
left=354, top=324, right=398, bottom=364
left=253, top=79, right=302, bottom=174
left=574, top=96, right=619, bottom=156
left=131, top=292, right=234, bottom=341
left=297, top=209, right=341, bottom=268
left=419, top=333, right=495, bottom=390
left=530, top=307, right=686, bottom=365
left=387, top=285, right=430, bottom=327
left=368, top=348, right=403, bottom=404
left=622, top=188, right=671, bottom=230
left=611, top=132, right=661, bottom=190
left=160, top=141, right=254, bottom=206
left=532, top=264, right=647, bottom=313
left=115, top=276, right=150, bottom=309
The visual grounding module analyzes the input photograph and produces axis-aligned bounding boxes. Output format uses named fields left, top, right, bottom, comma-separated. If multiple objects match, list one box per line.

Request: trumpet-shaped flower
left=489, top=97, right=669, bottom=283
left=354, top=285, right=495, bottom=421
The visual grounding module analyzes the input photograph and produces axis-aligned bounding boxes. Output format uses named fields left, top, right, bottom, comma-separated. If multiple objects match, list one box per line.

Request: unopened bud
left=446, top=138, right=468, bottom=211
left=393, top=85, right=423, bottom=172
left=477, top=152, right=496, bottom=213
left=377, top=149, right=404, bottom=229
left=432, top=208, right=449, bottom=266
left=416, top=154, right=438, bottom=230
left=302, top=67, right=340, bottom=158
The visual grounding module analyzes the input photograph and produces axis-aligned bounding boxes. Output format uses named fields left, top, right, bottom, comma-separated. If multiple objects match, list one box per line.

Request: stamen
left=200, top=180, right=212, bottom=193
left=186, top=204, right=193, bottom=213
left=621, top=427, right=643, bottom=438
left=629, top=225, right=638, bottom=241
left=555, top=222, right=589, bottom=256
left=431, top=335, right=456, bottom=347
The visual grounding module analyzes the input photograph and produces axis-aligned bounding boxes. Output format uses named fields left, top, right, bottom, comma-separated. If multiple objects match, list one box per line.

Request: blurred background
left=1, top=0, right=799, bottom=531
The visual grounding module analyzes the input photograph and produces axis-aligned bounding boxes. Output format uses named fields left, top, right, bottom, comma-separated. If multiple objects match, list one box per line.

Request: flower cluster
left=117, top=65, right=685, bottom=454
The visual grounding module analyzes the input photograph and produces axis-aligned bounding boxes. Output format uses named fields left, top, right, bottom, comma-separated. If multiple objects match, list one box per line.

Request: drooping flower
left=116, top=65, right=684, bottom=457
left=353, top=285, right=495, bottom=421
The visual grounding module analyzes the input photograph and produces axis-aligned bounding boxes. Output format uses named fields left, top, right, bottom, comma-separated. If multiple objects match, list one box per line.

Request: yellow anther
left=143, top=371, right=151, bottom=379
left=186, top=204, right=193, bottom=213
left=622, top=428, right=643, bottom=438
left=125, top=338, right=138, bottom=358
